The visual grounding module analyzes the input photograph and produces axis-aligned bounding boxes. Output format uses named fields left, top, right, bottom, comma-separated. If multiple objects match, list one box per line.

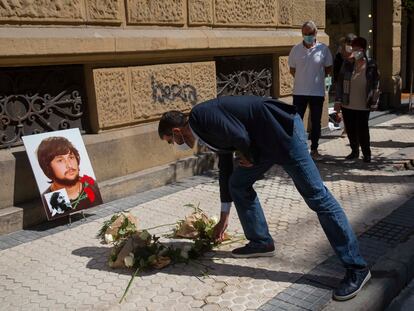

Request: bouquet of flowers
left=172, top=204, right=229, bottom=257
left=97, top=205, right=227, bottom=302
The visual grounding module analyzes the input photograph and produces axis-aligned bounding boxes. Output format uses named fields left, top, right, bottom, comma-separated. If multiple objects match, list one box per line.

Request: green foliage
left=96, top=212, right=136, bottom=244
left=403, top=0, right=414, bottom=11
left=188, top=238, right=215, bottom=260
left=183, top=202, right=202, bottom=213
left=117, top=217, right=137, bottom=240
left=96, top=213, right=120, bottom=240
left=98, top=204, right=224, bottom=304
left=193, top=216, right=217, bottom=240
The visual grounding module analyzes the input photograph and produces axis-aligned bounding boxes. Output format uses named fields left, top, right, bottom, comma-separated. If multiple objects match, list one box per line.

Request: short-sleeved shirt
left=288, top=41, right=333, bottom=97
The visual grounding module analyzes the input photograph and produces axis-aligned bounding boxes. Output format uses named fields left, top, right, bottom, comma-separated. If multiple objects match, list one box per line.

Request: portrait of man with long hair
left=23, top=129, right=103, bottom=220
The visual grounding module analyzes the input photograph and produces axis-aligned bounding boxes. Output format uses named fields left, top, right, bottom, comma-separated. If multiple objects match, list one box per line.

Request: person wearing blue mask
left=288, top=20, right=333, bottom=160
left=158, top=95, right=370, bottom=301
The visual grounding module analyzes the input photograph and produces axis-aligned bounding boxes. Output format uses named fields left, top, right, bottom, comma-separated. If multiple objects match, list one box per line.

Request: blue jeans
left=229, top=115, right=367, bottom=269
left=293, top=95, right=324, bottom=151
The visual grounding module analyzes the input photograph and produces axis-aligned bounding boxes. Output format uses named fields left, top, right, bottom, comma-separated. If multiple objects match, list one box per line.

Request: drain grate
left=362, top=221, right=413, bottom=245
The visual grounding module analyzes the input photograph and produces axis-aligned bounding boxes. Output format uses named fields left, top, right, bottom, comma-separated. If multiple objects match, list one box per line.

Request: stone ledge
left=0, top=27, right=328, bottom=62
left=0, top=207, right=23, bottom=236
left=0, top=153, right=216, bottom=235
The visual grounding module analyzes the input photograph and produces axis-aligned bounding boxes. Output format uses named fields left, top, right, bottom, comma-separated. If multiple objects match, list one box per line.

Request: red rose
left=84, top=187, right=95, bottom=203
left=80, top=175, right=95, bottom=186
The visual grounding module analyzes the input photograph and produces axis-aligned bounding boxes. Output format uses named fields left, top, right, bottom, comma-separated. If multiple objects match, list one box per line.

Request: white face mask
left=353, top=51, right=364, bottom=60
left=173, top=132, right=192, bottom=151
left=345, top=45, right=352, bottom=53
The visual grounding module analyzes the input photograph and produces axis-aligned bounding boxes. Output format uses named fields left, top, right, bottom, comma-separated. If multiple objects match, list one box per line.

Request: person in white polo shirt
left=288, top=20, right=333, bottom=160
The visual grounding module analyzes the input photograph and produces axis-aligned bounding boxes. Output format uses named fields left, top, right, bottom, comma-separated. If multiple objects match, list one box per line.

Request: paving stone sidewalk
left=0, top=114, right=413, bottom=311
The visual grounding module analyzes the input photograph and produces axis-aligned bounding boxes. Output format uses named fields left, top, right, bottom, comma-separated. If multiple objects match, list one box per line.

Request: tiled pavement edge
left=259, top=196, right=414, bottom=311
left=0, top=112, right=413, bottom=311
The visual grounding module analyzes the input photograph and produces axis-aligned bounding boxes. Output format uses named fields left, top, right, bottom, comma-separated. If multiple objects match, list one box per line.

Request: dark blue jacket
left=188, top=96, right=297, bottom=203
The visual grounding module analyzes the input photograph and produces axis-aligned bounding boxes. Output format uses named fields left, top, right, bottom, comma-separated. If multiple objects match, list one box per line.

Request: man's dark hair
left=352, top=36, right=368, bottom=51
left=37, top=136, right=80, bottom=179
left=158, top=110, right=187, bottom=139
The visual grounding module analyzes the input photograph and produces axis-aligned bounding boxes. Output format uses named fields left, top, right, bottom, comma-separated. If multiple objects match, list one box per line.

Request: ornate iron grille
left=0, top=66, right=87, bottom=149
left=216, top=55, right=273, bottom=97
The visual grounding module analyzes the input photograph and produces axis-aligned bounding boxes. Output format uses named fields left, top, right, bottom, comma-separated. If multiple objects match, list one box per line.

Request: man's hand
left=334, top=102, right=342, bottom=113
left=213, top=212, right=229, bottom=242
left=238, top=154, right=253, bottom=167
left=335, top=112, right=342, bottom=123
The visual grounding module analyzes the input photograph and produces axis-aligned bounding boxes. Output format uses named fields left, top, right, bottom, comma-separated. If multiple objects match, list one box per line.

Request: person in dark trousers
left=288, top=20, right=333, bottom=160
left=158, top=95, right=370, bottom=301
left=335, top=36, right=380, bottom=163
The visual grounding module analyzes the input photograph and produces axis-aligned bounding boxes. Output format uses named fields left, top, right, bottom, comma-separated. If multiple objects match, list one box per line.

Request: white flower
left=104, top=234, right=114, bottom=244
left=139, top=230, right=151, bottom=241
left=124, top=253, right=135, bottom=268
left=210, top=216, right=218, bottom=225
left=180, top=245, right=192, bottom=259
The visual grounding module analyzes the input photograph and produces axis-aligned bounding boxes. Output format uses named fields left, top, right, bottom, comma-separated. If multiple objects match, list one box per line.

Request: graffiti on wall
left=151, top=76, right=198, bottom=105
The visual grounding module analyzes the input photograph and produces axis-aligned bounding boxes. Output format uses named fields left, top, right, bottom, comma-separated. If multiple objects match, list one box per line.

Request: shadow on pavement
left=72, top=246, right=341, bottom=290
left=371, top=140, right=414, bottom=149
left=371, top=122, right=414, bottom=130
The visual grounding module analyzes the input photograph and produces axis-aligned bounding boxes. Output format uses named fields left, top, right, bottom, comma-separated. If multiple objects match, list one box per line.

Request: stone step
left=0, top=153, right=216, bottom=236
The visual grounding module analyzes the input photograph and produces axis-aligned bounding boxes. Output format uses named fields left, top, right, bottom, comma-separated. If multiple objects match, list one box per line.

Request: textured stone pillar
left=376, top=0, right=402, bottom=108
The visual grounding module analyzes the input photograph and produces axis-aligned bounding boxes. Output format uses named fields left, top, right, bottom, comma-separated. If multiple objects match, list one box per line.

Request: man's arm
left=289, top=67, right=296, bottom=77
left=325, top=66, right=333, bottom=76
left=213, top=152, right=233, bottom=241
left=218, top=153, right=233, bottom=204
left=335, top=63, right=344, bottom=108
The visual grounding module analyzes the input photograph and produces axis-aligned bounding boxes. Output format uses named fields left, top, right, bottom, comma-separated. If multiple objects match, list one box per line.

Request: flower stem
left=191, top=259, right=214, bottom=269
left=143, top=223, right=177, bottom=231
left=119, top=266, right=141, bottom=303
left=216, top=237, right=246, bottom=248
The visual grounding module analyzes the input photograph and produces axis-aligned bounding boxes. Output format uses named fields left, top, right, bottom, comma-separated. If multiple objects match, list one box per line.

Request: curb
left=321, top=109, right=392, bottom=137
left=324, top=234, right=414, bottom=310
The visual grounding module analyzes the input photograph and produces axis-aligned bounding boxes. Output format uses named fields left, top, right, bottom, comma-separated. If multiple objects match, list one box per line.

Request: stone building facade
left=0, top=0, right=402, bottom=234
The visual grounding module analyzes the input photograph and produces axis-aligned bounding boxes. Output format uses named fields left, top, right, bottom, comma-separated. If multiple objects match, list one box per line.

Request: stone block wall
left=277, top=56, right=294, bottom=97
left=0, top=0, right=325, bottom=28
left=0, top=0, right=123, bottom=24
left=376, top=0, right=402, bottom=108
left=91, top=61, right=216, bottom=130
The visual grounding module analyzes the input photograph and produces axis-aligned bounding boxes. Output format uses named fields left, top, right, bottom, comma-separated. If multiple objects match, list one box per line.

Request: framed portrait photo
left=22, top=128, right=103, bottom=220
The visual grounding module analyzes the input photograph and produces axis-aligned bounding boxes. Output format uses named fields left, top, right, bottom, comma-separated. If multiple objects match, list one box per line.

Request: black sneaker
left=345, top=152, right=359, bottom=160
left=363, top=156, right=371, bottom=163
left=333, top=268, right=371, bottom=301
left=231, top=243, right=276, bottom=258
